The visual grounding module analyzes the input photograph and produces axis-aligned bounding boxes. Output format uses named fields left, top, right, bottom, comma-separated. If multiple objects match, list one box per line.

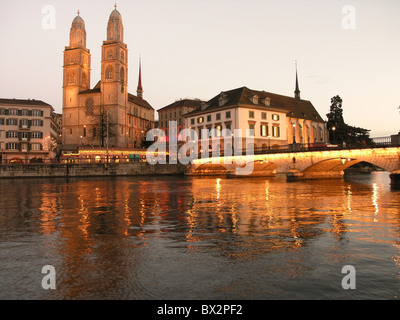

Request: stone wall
left=0, top=162, right=186, bottom=179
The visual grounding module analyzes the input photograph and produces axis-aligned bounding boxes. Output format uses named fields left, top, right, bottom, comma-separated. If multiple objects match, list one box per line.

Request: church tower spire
left=294, top=61, right=300, bottom=100
left=101, top=5, right=128, bottom=103
left=107, top=3, right=124, bottom=42
left=99, top=5, right=128, bottom=147
left=137, top=57, right=143, bottom=99
left=63, top=11, right=91, bottom=93
left=62, top=11, right=92, bottom=145
left=69, top=10, right=87, bottom=48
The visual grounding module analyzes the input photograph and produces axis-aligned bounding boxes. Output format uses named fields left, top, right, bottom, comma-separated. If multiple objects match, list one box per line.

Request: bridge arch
left=187, top=147, right=400, bottom=184
left=244, top=160, right=279, bottom=176
left=298, top=158, right=365, bottom=179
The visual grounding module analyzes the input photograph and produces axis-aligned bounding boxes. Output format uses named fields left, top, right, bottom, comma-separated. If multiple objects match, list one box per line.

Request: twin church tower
left=62, top=5, right=154, bottom=149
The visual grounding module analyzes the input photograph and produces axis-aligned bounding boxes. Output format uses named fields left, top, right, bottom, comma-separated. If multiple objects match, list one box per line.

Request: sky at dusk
left=0, top=0, right=399, bottom=137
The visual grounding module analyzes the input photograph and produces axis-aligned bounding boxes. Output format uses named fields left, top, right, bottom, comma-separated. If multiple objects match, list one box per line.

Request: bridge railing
left=198, top=137, right=399, bottom=158
left=371, top=136, right=393, bottom=147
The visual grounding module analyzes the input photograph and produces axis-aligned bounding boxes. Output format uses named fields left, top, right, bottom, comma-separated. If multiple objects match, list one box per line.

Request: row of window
left=160, top=110, right=183, bottom=120
left=106, top=49, right=125, bottom=62
left=176, top=123, right=281, bottom=139
left=105, top=66, right=125, bottom=83
left=0, top=118, right=44, bottom=126
left=160, top=119, right=182, bottom=128
left=189, top=111, right=280, bottom=125
left=248, top=123, right=280, bottom=138
left=0, top=109, right=44, bottom=117
left=191, top=111, right=231, bottom=125
left=2, top=142, right=43, bottom=151
left=67, top=72, right=89, bottom=86
left=68, top=126, right=146, bottom=137
left=3, top=131, right=44, bottom=139
left=66, top=53, right=89, bottom=66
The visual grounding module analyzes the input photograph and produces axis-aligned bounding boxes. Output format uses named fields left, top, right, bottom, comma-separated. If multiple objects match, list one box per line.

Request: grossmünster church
left=62, top=5, right=155, bottom=149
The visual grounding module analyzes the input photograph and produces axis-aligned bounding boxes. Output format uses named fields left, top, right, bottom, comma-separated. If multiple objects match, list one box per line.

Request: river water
left=0, top=172, right=399, bottom=300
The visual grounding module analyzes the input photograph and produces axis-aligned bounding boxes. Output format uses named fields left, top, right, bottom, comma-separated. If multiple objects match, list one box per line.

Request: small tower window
left=120, top=67, right=125, bottom=84
left=107, top=50, right=113, bottom=60
left=106, top=66, right=113, bottom=80
left=82, top=72, right=87, bottom=88
left=68, top=72, right=75, bottom=84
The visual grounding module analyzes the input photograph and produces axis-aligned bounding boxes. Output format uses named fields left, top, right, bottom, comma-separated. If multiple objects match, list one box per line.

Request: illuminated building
left=158, top=99, right=204, bottom=142
left=183, top=70, right=327, bottom=153
left=62, top=5, right=154, bottom=150
left=0, top=98, right=58, bottom=163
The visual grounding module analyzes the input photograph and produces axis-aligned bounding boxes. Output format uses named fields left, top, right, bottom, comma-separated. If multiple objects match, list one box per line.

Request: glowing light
left=372, top=183, right=379, bottom=216
left=216, top=178, right=221, bottom=200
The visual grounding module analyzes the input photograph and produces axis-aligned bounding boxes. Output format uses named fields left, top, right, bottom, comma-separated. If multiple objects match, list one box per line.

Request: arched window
left=68, top=72, right=75, bottom=84
left=120, top=67, right=125, bottom=84
left=82, top=72, right=87, bottom=87
left=107, top=50, right=113, bottom=60
left=106, top=66, right=113, bottom=80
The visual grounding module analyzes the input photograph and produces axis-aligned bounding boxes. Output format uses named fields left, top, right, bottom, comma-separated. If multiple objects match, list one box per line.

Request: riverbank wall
left=0, top=163, right=186, bottom=179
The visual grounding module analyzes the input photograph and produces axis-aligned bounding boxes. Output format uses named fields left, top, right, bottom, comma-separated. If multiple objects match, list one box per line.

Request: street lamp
left=332, top=126, right=336, bottom=144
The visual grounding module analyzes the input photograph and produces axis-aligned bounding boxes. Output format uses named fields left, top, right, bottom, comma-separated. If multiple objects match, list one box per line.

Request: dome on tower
left=109, top=8, right=122, bottom=20
left=106, top=4, right=124, bottom=42
left=71, top=12, right=85, bottom=29
left=69, top=11, right=87, bottom=48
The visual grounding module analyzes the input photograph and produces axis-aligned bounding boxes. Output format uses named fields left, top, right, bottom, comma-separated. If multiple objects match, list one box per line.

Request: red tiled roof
left=183, top=86, right=325, bottom=123
left=158, top=99, right=204, bottom=112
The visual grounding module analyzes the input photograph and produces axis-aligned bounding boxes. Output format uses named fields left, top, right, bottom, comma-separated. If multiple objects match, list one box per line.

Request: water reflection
left=0, top=172, right=400, bottom=299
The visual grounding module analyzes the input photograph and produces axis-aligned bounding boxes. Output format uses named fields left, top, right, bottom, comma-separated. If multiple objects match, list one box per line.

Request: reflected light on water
left=1, top=173, right=400, bottom=300
left=372, top=183, right=379, bottom=217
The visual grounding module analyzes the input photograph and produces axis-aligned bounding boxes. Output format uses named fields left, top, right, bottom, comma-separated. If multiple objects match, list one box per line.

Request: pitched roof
left=158, top=98, right=204, bottom=112
left=76, top=81, right=154, bottom=110
left=78, top=81, right=101, bottom=95
left=128, top=93, right=154, bottom=110
left=183, top=86, right=324, bottom=123
left=78, top=88, right=101, bottom=95
left=0, top=98, right=52, bottom=107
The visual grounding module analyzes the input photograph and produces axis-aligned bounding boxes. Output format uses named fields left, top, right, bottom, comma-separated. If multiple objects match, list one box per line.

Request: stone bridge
left=186, top=147, right=400, bottom=186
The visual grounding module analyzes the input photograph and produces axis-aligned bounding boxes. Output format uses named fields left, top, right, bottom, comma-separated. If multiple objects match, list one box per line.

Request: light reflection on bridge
left=188, top=147, right=400, bottom=185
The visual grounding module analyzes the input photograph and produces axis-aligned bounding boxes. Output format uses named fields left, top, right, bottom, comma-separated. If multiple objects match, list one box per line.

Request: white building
left=183, top=85, right=327, bottom=154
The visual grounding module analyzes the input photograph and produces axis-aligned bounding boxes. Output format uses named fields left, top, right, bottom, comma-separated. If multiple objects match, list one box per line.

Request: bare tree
left=90, top=109, right=116, bottom=147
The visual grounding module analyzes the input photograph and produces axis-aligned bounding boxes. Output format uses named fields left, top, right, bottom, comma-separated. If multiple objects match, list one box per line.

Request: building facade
left=183, top=82, right=327, bottom=154
left=158, top=99, right=204, bottom=141
left=0, top=98, right=58, bottom=163
left=62, top=6, right=154, bottom=150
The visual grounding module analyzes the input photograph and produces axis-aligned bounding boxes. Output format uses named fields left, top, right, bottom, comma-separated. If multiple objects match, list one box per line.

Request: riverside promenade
left=0, top=162, right=186, bottom=179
